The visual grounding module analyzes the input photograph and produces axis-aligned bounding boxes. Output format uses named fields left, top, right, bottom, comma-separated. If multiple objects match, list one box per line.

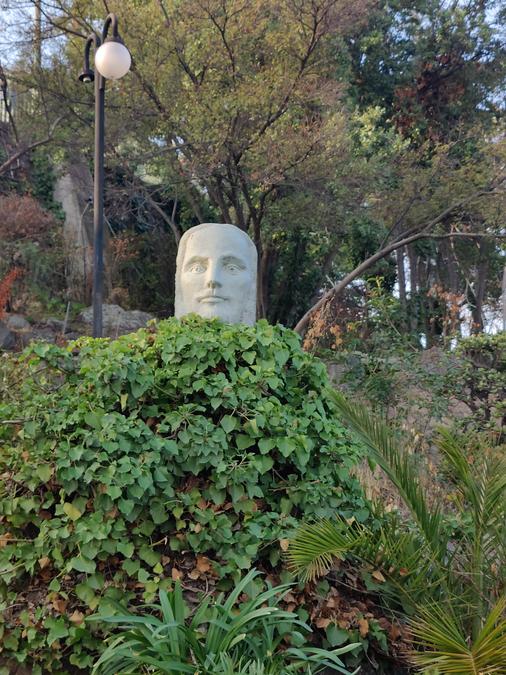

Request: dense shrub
left=0, top=193, right=55, bottom=242
left=451, top=332, right=505, bottom=437
left=0, top=317, right=366, bottom=671
left=0, top=193, right=65, bottom=314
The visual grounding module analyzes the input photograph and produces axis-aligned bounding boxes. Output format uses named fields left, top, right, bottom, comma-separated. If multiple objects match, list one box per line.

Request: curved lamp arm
left=79, top=33, right=101, bottom=83
left=102, top=13, right=120, bottom=42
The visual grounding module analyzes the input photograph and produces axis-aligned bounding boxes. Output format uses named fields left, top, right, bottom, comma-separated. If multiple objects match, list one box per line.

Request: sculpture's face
left=178, top=225, right=256, bottom=324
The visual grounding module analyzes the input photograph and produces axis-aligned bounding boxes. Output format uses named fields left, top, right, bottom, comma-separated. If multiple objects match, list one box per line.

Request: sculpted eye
left=188, top=262, right=205, bottom=273
left=226, top=263, right=240, bottom=272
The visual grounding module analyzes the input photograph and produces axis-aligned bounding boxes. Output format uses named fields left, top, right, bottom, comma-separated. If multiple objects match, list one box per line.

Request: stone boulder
left=5, top=314, right=31, bottom=332
left=0, top=321, right=16, bottom=350
left=78, top=304, right=155, bottom=337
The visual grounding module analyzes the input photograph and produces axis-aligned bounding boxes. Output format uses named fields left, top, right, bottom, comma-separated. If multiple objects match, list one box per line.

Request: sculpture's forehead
left=184, top=227, right=253, bottom=262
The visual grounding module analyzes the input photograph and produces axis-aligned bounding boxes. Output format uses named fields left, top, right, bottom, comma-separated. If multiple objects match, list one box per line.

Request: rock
left=0, top=321, right=16, bottom=350
left=30, top=326, right=60, bottom=343
left=5, top=314, right=31, bottom=332
left=45, top=317, right=65, bottom=332
left=78, top=304, right=155, bottom=337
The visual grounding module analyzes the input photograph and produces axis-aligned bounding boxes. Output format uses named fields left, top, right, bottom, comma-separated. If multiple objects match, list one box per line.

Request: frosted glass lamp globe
left=95, top=41, right=131, bottom=80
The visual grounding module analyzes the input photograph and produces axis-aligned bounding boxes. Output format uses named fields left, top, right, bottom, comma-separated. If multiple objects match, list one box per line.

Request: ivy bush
left=451, top=332, right=505, bottom=437
left=0, top=317, right=366, bottom=672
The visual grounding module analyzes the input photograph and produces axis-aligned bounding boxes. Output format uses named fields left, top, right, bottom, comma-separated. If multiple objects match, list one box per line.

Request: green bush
left=451, top=332, right=506, bottom=437
left=0, top=317, right=366, bottom=672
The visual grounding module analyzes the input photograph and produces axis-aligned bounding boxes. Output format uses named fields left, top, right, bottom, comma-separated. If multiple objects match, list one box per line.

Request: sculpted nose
left=206, top=264, right=222, bottom=288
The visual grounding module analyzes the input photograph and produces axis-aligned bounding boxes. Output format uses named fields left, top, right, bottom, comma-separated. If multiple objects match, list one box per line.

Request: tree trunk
left=502, top=265, right=506, bottom=332
left=407, top=244, right=419, bottom=333
left=257, top=247, right=270, bottom=319
left=34, top=1, right=42, bottom=69
left=470, top=240, right=489, bottom=333
left=441, top=238, right=459, bottom=293
left=396, top=247, right=407, bottom=329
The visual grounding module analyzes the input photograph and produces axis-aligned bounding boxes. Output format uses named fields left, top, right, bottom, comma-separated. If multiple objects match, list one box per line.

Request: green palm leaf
left=410, top=596, right=506, bottom=674
left=285, top=518, right=357, bottom=581
left=328, top=388, right=447, bottom=559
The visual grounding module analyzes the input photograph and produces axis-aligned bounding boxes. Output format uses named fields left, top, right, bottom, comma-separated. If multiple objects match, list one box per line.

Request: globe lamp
left=94, top=39, right=131, bottom=80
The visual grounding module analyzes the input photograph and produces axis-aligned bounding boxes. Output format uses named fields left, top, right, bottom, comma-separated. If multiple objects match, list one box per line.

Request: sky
left=0, top=2, right=36, bottom=66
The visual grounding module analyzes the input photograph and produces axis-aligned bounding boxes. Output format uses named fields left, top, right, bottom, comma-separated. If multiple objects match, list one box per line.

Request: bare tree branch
left=294, top=177, right=506, bottom=334
left=0, top=114, right=63, bottom=176
left=141, top=190, right=182, bottom=245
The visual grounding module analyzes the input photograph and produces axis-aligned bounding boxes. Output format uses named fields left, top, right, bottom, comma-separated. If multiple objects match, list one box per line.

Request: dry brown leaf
left=0, top=532, right=13, bottom=548
left=69, top=610, right=85, bottom=625
left=188, top=569, right=200, bottom=580
left=315, top=617, right=332, bottom=629
left=196, top=556, right=211, bottom=573
left=171, top=567, right=183, bottom=581
left=40, top=568, right=52, bottom=582
left=358, top=618, right=369, bottom=637
left=38, top=556, right=51, bottom=569
left=52, top=597, right=68, bottom=614
left=279, top=539, right=290, bottom=552
left=372, top=570, right=386, bottom=583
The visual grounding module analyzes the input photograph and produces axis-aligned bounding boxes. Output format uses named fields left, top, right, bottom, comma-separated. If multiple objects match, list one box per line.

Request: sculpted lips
left=198, top=294, right=228, bottom=303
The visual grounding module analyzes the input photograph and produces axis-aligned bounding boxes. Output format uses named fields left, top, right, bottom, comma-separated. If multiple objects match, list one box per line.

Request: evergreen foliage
left=0, top=317, right=366, bottom=671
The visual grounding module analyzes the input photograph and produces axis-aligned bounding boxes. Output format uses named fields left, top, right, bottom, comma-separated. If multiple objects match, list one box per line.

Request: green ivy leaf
left=326, top=624, right=350, bottom=647
left=63, top=502, right=83, bottom=521
left=236, top=434, right=255, bottom=450
left=44, top=617, right=69, bottom=645
left=251, top=455, right=274, bottom=474
left=278, top=437, right=296, bottom=458
left=220, top=415, right=237, bottom=433
left=123, top=558, right=140, bottom=576
left=70, top=556, right=96, bottom=574
left=258, top=438, right=275, bottom=454
left=117, top=541, right=134, bottom=558
left=138, top=545, right=161, bottom=567
left=150, top=501, right=167, bottom=524
left=36, top=464, right=53, bottom=483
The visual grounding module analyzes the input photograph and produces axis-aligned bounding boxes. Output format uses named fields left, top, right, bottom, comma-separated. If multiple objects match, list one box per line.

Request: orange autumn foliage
left=0, top=268, right=23, bottom=319
left=0, top=193, right=55, bottom=242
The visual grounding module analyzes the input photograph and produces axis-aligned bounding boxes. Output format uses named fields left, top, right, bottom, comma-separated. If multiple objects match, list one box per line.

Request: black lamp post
left=79, top=13, right=131, bottom=337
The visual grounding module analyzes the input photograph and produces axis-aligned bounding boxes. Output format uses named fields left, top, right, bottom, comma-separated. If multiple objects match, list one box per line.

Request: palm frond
left=287, top=516, right=447, bottom=609
left=410, top=596, right=506, bottom=674
left=328, top=388, right=447, bottom=562
left=437, top=430, right=506, bottom=631
left=286, top=518, right=356, bottom=581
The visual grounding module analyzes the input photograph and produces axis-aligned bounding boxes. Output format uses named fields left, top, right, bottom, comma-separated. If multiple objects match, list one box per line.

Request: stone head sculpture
left=175, top=223, right=257, bottom=325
